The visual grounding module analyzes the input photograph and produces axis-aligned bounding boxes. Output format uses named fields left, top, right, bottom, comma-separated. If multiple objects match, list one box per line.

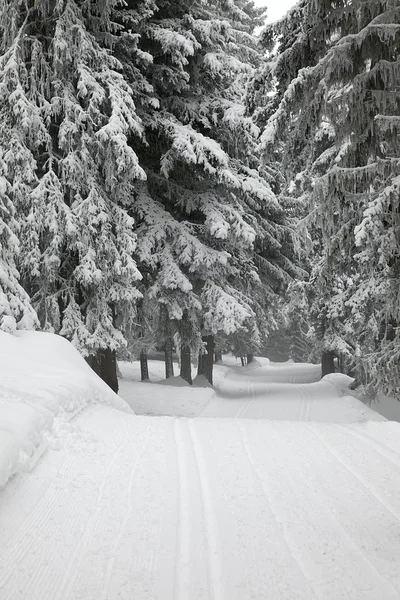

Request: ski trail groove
left=53, top=418, right=133, bottom=600
left=235, top=378, right=252, bottom=418
left=0, top=449, right=87, bottom=591
left=345, top=426, right=400, bottom=469
left=236, top=421, right=320, bottom=600
left=173, top=419, right=191, bottom=600
left=187, top=420, right=224, bottom=600
left=306, top=424, right=400, bottom=523
left=99, top=424, right=151, bottom=600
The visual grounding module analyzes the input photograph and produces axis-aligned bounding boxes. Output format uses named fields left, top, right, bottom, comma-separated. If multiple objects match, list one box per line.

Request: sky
left=254, top=0, right=298, bottom=24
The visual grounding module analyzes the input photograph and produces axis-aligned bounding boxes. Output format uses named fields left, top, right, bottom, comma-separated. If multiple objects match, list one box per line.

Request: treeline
left=252, top=0, right=400, bottom=396
left=1, top=0, right=399, bottom=397
left=0, top=0, right=298, bottom=390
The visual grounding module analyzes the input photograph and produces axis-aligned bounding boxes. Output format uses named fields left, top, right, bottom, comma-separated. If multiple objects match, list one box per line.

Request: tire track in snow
left=236, top=421, right=320, bottom=600
left=188, top=420, right=224, bottom=600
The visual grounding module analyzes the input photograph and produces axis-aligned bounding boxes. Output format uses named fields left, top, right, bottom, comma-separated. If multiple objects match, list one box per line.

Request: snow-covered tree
left=257, top=0, right=400, bottom=393
left=117, top=0, right=296, bottom=383
left=0, top=171, right=38, bottom=333
left=0, top=0, right=147, bottom=388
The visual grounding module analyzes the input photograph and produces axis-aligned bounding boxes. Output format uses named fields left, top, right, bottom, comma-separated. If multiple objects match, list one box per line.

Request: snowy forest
left=0, top=0, right=399, bottom=399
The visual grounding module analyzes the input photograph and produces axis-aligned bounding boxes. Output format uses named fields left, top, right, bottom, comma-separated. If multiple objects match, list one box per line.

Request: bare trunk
left=214, top=350, right=222, bottom=363
left=165, top=336, right=174, bottom=379
left=321, top=350, right=335, bottom=377
left=140, top=349, right=149, bottom=381
left=87, top=348, right=118, bottom=393
left=197, top=336, right=214, bottom=385
left=240, top=356, right=245, bottom=367
left=197, top=351, right=203, bottom=377
left=180, top=344, right=192, bottom=384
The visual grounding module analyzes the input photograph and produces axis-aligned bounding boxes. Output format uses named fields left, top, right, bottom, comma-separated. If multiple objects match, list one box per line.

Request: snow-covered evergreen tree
left=0, top=0, right=147, bottom=386
left=257, top=0, right=400, bottom=393
left=117, top=0, right=296, bottom=382
left=0, top=171, right=38, bottom=333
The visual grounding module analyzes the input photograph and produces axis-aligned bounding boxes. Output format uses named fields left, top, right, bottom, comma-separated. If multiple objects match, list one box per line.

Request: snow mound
left=156, top=376, right=191, bottom=387
left=243, top=359, right=262, bottom=370
left=192, top=375, right=213, bottom=388
left=323, top=373, right=355, bottom=393
left=0, top=331, right=132, bottom=488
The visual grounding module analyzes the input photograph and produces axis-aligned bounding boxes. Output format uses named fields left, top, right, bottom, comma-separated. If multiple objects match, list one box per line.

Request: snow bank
left=0, top=331, right=132, bottom=488
left=322, top=373, right=355, bottom=393
left=156, top=375, right=191, bottom=387
left=192, top=374, right=213, bottom=388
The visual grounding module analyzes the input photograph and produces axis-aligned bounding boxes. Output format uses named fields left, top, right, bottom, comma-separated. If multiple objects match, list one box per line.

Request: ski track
left=1, top=363, right=400, bottom=599
left=307, top=424, right=400, bottom=526
left=188, top=420, right=224, bottom=600
left=236, top=421, right=319, bottom=599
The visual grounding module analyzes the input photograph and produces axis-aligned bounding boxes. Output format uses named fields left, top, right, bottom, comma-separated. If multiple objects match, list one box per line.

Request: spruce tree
left=118, top=0, right=295, bottom=383
left=0, top=172, right=38, bottom=333
left=0, top=0, right=147, bottom=388
left=257, top=0, right=400, bottom=393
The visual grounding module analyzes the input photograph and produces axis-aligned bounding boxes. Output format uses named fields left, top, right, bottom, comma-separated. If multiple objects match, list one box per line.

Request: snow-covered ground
left=0, top=331, right=130, bottom=488
left=119, top=357, right=384, bottom=423
left=1, top=333, right=400, bottom=599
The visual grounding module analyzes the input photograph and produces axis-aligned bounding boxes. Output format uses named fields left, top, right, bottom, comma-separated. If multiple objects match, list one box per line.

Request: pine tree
left=0, top=0, right=147, bottom=388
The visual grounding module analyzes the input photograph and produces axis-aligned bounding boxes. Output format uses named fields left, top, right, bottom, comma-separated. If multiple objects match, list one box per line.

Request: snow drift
left=0, top=331, right=132, bottom=487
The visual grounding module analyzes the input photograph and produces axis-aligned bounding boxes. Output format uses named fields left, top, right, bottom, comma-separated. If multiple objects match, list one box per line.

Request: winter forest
left=0, top=0, right=399, bottom=400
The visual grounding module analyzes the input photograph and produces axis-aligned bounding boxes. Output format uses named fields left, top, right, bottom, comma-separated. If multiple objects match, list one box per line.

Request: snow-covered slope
left=0, top=331, right=131, bottom=487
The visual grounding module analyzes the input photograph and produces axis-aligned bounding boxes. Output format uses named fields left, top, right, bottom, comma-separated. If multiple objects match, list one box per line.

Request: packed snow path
left=1, top=405, right=400, bottom=599
left=119, top=358, right=384, bottom=422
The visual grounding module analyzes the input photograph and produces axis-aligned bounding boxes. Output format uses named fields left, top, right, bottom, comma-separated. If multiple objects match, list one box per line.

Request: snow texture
left=1, top=342, right=400, bottom=600
left=0, top=331, right=131, bottom=487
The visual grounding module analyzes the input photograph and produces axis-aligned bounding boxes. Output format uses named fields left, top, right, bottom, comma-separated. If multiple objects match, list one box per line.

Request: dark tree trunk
left=198, top=335, right=214, bottom=385
left=240, top=356, right=245, bottom=367
left=214, top=349, right=222, bottom=363
left=180, top=344, right=192, bottom=384
left=321, top=351, right=335, bottom=377
left=140, top=349, right=149, bottom=381
left=197, top=351, right=204, bottom=377
left=247, top=353, right=254, bottom=364
left=87, top=348, right=118, bottom=393
left=165, top=336, right=174, bottom=379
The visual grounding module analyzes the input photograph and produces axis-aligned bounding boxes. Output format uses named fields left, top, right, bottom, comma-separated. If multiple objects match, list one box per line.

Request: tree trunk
left=214, top=349, right=222, bottom=363
left=140, top=349, right=149, bottom=381
left=87, top=348, right=118, bottom=393
left=197, top=336, right=215, bottom=385
left=321, top=350, right=335, bottom=377
left=247, top=353, right=254, bottom=364
left=180, top=344, right=192, bottom=384
left=197, top=351, right=204, bottom=377
left=164, top=336, right=174, bottom=379
left=240, top=356, right=245, bottom=367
